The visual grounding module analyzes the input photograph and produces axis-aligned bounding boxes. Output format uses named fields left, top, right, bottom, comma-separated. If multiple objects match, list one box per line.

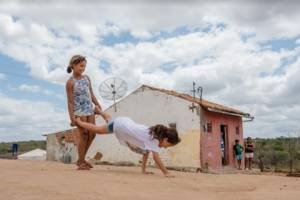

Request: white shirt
left=113, top=117, right=160, bottom=154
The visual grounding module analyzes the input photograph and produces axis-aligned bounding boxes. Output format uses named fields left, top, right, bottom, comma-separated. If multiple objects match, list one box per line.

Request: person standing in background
left=233, top=139, right=243, bottom=170
left=245, top=137, right=254, bottom=170
left=12, top=143, right=18, bottom=159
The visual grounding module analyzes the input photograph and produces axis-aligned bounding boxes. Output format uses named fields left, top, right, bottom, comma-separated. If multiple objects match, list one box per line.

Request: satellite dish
left=98, top=77, right=127, bottom=112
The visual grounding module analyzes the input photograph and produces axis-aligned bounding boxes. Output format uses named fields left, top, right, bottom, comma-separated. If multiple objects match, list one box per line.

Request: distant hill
left=0, top=140, right=46, bottom=157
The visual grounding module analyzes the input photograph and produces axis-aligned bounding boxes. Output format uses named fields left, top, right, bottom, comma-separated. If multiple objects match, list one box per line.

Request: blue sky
left=0, top=54, right=65, bottom=108
left=0, top=1, right=300, bottom=141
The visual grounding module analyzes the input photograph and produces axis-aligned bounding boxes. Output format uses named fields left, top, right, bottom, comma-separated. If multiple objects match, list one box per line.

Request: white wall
left=86, top=87, right=201, bottom=168
left=46, top=133, right=78, bottom=163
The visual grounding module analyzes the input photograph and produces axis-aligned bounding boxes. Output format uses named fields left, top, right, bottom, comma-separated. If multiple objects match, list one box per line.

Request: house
left=45, top=129, right=79, bottom=163
left=45, top=85, right=253, bottom=170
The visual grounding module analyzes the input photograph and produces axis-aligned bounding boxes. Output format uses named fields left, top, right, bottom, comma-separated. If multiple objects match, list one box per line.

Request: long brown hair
left=149, top=124, right=181, bottom=145
left=67, top=55, right=86, bottom=73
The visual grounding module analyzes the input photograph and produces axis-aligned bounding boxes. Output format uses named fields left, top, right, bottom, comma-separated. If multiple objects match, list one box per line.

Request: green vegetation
left=0, top=140, right=46, bottom=155
left=253, top=137, right=300, bottom=173
left=1, top=137, right=299, bottom=173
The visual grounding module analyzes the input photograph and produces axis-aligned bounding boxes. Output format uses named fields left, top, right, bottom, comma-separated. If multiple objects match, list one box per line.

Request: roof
left=45, top=84, right=252, bottom=136
left=140, top=85, right=251, bottom=117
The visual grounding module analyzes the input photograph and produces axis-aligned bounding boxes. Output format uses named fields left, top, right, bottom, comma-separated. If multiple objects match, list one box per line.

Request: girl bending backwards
left=75, top=111, right=181, bottom=177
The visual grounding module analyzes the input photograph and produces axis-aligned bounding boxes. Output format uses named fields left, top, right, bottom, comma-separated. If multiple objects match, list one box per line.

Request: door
left=220, top=125, right=229, bottom=165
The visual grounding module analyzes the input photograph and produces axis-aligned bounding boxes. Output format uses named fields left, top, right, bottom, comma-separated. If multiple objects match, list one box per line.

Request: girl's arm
left=86, top=76, right=102, bottom=110
left=99, top=111, right=112, bottom=123
left=141, top=152, right=153, bottom=174
left=152, top=152, right=174, bottom=177
left=66, top=80, right=75, bottom=126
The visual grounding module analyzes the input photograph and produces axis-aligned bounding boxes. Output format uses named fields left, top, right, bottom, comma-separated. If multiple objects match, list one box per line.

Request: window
left=207, top=122, right=212, bottom=133
left=236, top=126, right=240, bottom=135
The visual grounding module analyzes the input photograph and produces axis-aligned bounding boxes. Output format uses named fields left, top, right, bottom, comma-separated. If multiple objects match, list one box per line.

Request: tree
left=270, top=139, right=289, bottom=172
left=254, top=139, right=267, bottom=172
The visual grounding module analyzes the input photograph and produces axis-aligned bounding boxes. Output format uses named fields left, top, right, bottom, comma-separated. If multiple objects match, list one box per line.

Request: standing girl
left=66, top=55, right=102, bottom=170
left=244, top=137, right=254, bottom=170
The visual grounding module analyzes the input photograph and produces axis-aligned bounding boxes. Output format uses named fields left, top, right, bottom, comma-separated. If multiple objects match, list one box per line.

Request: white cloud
left=0, top=1, right=300, bottom=140
left=19, top=84, right=40, bottom=93
left=16, top=84, right=64, bottom=100
left=0, top=14, right=25, bottom=40
left=0, top=92, right=69, bottom=142
left=1, top=1, right=300, bottom=40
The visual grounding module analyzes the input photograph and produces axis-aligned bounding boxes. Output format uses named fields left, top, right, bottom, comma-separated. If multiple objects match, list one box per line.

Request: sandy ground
left=0, top=159, right=299, bottom=200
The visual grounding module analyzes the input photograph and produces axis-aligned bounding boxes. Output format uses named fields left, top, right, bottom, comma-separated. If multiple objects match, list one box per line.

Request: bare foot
left=84, top=161, right=93, bottom=168
left=77, top=163, right=90, bottom=170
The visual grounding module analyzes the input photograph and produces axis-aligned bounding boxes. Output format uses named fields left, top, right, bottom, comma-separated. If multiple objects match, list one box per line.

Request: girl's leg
left=244, top=158, right=248, bottom=170
left=249, top=158, right=252, bottom=170
left=75, top=116, right=111, bottom=168
left=76, top=116, right=89, bottom=170
left=75, top=117, right=110, bottom=134
left=85, top=115, right=96, bottom=153
left=84, top=115, right=96, bottom=167
left=238, top=160, right=242, bottom=170
left=94, top=109, right=112, bottom=122
left=100, top=112, right=112, bottom=122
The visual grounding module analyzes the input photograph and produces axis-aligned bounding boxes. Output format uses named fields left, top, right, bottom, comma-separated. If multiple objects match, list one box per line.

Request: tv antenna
left=189, top=82, right=203, bottom=112
left=98, top=77, right=128, bottom=112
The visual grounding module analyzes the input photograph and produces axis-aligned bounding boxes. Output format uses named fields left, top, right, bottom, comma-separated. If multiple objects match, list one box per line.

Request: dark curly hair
left=149, top=124, right=181, bottom=145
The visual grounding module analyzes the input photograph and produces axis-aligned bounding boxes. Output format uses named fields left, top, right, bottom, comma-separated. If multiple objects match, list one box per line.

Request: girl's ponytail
left=67, top=65, right=72, bottom=73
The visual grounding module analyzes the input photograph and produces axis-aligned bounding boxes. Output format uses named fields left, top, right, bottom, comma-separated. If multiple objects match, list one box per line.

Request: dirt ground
left=0, top=159, right=299, bottom=200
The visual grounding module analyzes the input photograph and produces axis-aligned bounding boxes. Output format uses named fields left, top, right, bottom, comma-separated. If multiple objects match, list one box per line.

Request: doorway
left=220, top=125, right=229, bottom=165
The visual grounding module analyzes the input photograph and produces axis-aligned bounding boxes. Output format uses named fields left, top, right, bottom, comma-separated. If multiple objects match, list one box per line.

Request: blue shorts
left=236, top=154, right=243, bottom=160
left=108, top=120, right=114, bottom=133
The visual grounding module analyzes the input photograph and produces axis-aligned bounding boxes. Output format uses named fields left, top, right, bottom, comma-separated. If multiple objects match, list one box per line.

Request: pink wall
left=200, top=110, right=244, bottom=169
